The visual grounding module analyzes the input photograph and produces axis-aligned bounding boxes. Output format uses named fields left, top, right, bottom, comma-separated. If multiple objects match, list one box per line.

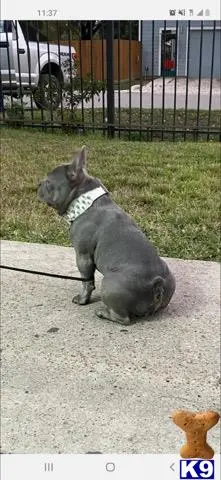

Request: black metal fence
left=0, top=20, right=220, bottom=141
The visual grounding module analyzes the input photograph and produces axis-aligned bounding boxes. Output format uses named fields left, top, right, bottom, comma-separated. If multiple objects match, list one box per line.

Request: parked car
left=0, top=20, right=77, bottom=109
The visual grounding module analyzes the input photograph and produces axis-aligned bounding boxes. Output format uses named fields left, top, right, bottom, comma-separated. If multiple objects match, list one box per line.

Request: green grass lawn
left=1, top=127, right=220, bottom=261
left=3, top=105, right=221, bottom=141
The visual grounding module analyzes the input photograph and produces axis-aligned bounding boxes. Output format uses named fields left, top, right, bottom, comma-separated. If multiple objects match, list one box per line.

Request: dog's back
left=70, top=193, right=176, bottom=322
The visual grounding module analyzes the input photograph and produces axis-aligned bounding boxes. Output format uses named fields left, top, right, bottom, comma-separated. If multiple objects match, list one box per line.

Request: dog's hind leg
left=96, top=275, right=132, bottom=324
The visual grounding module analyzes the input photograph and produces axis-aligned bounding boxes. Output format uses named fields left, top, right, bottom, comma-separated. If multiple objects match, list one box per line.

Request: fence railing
left=0, top=20, right=220, bottom=141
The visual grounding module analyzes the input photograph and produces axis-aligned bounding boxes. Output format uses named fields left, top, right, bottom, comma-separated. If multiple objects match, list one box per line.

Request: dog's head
left=38, top=146, right=90, bottom=215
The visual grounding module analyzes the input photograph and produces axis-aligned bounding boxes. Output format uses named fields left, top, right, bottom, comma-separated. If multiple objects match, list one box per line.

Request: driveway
left=130, top=78, right=221, bottom=95
left=1, top=240, right=220, bottom=455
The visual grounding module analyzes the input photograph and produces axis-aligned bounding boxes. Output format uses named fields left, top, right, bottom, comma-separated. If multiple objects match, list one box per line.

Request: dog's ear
left=67, top=146, right=88, bottom=182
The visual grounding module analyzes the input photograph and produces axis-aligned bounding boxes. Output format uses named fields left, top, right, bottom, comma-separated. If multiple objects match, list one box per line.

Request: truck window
left=0, top=20, right=12, bottom=33
left=19, top=21, right=48, bottom=43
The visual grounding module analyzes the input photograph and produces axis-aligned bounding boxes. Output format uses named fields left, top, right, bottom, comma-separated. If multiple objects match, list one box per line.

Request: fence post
left=106, top=21, right=115, bottom=138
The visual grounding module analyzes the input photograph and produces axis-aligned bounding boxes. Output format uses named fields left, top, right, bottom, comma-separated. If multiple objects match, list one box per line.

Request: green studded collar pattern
left=63, top=186, right=107, bottom=225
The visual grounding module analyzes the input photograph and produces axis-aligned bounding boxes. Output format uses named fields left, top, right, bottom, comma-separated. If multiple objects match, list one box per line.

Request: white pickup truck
left=0, top=20, right=77, bottom=109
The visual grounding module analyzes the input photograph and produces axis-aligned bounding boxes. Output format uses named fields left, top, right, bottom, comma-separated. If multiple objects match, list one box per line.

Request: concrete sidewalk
left=1, top=240, right=220, bottom=454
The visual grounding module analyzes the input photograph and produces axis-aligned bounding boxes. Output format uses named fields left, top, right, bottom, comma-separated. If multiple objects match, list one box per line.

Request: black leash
left=0, top=265, right=91, bottom=282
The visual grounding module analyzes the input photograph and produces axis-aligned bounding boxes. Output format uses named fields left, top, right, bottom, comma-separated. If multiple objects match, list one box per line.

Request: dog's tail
left=150, top=276, right=165, bottom=313
left=151, top=272, right=176, bottom=313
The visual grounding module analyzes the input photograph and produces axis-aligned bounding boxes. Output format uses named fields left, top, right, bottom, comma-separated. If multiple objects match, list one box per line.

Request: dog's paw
left=95, top=309, right=107, bottom=319
left=72, top=294, right=89, bottom=305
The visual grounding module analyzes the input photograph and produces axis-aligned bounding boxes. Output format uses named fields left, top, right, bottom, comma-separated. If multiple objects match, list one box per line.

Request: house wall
left=142, top=20, right=221, bottom=77
left=188, top=29, right=221, bottom=78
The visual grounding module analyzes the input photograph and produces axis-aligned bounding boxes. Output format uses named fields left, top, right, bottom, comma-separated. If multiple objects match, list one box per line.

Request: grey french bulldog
left=38, top=146, right=176, bottom=325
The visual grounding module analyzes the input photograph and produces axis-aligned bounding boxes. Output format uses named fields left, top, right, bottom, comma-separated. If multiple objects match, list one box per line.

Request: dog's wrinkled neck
left=58, top=176, right=106, bottom=216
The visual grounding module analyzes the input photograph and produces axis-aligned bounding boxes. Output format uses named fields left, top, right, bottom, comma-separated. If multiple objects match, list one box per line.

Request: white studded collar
left=63, top=186, right=107, bottom=224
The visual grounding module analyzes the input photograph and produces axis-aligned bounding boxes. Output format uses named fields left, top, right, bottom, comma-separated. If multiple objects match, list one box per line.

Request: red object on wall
left=163, top=58, right=175, bottom=70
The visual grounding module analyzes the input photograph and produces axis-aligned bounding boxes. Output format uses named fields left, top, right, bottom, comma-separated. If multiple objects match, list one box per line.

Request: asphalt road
left=4, top=88, right=221, bottom=111
left=1, top=240, right=220, bottom=454
left=80, top=90, right=221, bottom=110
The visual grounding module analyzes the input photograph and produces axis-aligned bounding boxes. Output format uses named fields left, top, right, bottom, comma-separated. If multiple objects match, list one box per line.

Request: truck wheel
left=33, top=73, right=62, bottom=110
